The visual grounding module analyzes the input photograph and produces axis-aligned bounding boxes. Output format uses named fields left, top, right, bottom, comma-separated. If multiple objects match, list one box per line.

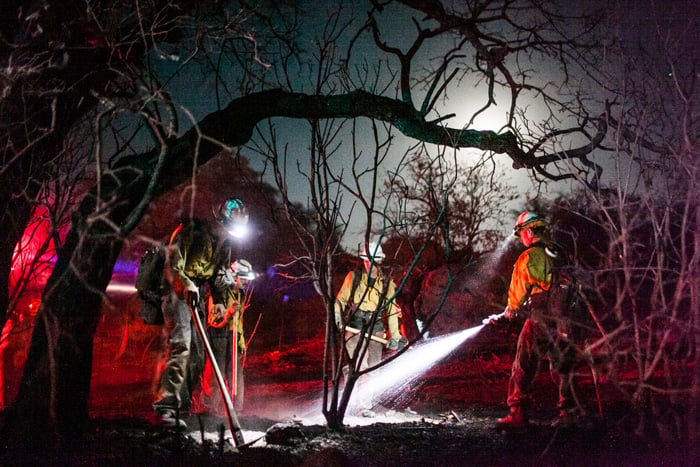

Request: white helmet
left=360, top=241, right=385, bottom=261
left=232, top=259, right=256, bottom=281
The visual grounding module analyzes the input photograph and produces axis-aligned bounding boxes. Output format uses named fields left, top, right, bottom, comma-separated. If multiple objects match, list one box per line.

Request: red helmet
left=513, top=211, right=548, bottom=237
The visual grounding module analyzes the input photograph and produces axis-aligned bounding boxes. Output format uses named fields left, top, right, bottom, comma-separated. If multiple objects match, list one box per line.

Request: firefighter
left=198, top=259, right=255, bottom=414
left=334, top=240, right=406, bottom=415
left=495, top=211, right=582, bottom=430
left=153, top=198, right=248, bottom=429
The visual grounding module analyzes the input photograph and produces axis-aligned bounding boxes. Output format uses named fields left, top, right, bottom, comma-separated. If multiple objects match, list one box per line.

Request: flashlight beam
left=345, top=326, right=388, bottom=344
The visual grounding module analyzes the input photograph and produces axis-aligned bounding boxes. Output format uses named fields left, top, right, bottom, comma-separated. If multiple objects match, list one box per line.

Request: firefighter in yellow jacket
left=334, top=241, right=406, bottom=415
left=153, top=199, right=248, bottom=429
left=496, top=211, right=582, bottom=430
left=198, top=259, right=255, bottom=413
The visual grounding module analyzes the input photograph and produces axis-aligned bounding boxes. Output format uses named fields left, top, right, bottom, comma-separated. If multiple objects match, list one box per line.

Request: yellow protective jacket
left=507, top=240, right=552, bottom=312
left=335, top=268, right=401, bottom=340
left=165, top=220, right=233, bottom=305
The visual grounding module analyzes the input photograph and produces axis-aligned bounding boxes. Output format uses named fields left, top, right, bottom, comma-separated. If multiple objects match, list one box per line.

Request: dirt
left=2, top=308, right=698, bottom=465
left=2, top=407, right=694, bottom=466
left=3, top=348, right=699, bottom=466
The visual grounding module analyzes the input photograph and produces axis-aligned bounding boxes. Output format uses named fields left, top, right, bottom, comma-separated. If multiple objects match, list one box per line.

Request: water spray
left=348, top=320, right=493, bottom=413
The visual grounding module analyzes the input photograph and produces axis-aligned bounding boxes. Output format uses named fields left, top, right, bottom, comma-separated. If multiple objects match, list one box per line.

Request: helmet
left=214, top=199, right=249, bottom=237
left=214, top=198, right=249, bottom=224
left=513, top=211, right=548, bottom=237
left=232, top=259, right=256, bottom=281
left=360, top=241, right=385, bottom=261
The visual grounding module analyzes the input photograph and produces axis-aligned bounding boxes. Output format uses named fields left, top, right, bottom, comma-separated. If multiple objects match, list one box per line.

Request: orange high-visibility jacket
left=507, top=240, right=552, bottom=311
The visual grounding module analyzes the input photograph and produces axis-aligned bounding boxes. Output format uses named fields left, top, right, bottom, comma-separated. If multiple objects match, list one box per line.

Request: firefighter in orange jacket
left=496, top=212, right=582, bottom=429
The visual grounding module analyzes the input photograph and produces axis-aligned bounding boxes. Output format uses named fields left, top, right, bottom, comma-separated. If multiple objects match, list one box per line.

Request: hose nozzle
left=482, top=311, right=506, bottom=325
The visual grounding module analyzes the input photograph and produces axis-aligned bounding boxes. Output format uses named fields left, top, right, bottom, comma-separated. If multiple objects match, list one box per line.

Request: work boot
left=155, top=409, right=188, bottom=430
left=496, top=406, right=527, bottom=430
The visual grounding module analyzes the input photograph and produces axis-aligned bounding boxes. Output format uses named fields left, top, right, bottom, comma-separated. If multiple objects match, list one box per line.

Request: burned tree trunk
left=4, top=168, right=147, bottom=443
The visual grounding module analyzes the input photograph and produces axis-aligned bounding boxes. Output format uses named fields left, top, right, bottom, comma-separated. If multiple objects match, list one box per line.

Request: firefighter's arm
left=236, top=312, right=245, bottom=352
left=385, top=281, right=402, bottom=340
left=385, top=280, right=407, bottom=350
left=166, top=238, right=198, bottom=305
left=334, top=271, right=355, bottom=328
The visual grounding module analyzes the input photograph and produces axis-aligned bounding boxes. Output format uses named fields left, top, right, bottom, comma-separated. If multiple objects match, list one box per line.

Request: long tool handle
left=345, top=325, right=388, bottom=344
left=190, top=305, right=245, bottom=447
left=232, top=310, right=239, bottom=397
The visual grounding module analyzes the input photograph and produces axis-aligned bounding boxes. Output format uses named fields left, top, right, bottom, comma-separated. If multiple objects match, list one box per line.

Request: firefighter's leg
left=199, top=329, right=228, bottom=414
left=180, top=317, right=205, bottom=412
left=345, top=332, right=373, bottom=412
left=153, top=293, right=191, bottom=427
left=234, top=351, right=244, bottom=413
left=499, top=319, right=545, bottom=428
left=506, top=319, right=544, bottom=410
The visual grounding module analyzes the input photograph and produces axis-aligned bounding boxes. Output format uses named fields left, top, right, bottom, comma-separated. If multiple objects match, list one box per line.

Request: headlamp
left=227, top=222, right=248, bottom=239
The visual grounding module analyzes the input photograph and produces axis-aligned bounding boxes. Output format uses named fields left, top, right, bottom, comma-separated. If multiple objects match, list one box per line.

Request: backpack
left=537, top=241, right=588, bottom=341
left=135, top=245, right=166, bottom=325
left=134, top=225, right=184, bottom=324
left=346, top=265, right=391, bottom=333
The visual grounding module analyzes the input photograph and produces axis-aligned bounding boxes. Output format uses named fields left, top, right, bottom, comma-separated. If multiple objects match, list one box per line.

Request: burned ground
left=2, top=315, right=698, bottom=466
left=1, top=270, right=698, bottom=466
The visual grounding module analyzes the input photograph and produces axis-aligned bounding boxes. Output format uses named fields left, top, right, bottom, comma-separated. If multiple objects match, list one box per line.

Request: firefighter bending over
left=496, top=211, right=584, bottom=430
left=153, top=199, right=248, bottom=429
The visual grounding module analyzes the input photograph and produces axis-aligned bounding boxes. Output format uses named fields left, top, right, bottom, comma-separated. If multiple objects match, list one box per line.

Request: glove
left=483, top=307, right=512, bottom=325
left=184, top=287, right=199, bottom=309
left=209, top=303, right=228, bottom=328
left=503, top=307, right=516, bottom=320
left=387, top=337, right=408, bottom=351
left=334, top=313, right=343, bottom=329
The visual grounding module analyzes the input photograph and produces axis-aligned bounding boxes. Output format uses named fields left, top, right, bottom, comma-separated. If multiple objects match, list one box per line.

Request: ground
left=2, top=295, right=699, bottom=466
left=2, top=322, right=698, bottom=466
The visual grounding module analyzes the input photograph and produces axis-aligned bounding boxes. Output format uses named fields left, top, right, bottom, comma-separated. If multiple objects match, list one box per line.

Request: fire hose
left=190, top=304, right=246, bottom=447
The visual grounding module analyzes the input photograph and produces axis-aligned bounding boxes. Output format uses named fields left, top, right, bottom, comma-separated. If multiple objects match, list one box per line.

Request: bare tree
left=1, top=0, right=616, bottom=442
left=543, top=0, right=700, bottom=444
left=384, top=147, right=516, bottom=253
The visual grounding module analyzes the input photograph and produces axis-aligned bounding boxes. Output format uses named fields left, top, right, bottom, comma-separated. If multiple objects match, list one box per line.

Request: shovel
left=190, top=304, right=245, bottom=447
